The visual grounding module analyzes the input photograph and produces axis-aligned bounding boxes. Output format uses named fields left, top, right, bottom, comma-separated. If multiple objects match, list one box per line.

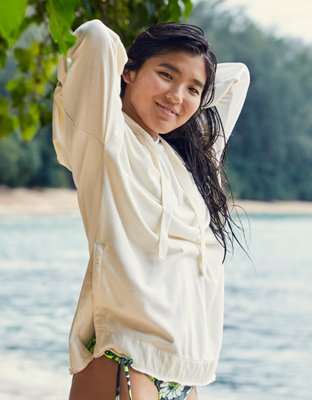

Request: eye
left=159, top=71, right=173, bottom=80
left=189, top=87, right=200, bottom=95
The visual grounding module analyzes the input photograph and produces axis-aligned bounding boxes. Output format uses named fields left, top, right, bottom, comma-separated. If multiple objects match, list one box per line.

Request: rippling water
left=0, top=212, right=311, bottom=399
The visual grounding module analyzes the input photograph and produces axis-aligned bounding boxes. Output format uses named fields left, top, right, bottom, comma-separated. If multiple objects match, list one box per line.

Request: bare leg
left=69, top=356, right=158, bottom=400
left=187, top=387, right=199, bottom=400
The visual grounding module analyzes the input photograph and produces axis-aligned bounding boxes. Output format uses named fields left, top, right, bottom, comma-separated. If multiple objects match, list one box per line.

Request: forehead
left=145, top=51, right=207, bottom=82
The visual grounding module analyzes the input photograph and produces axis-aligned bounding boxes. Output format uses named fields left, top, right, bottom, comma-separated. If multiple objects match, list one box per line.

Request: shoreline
left=1, top=187, right=312, bottom=215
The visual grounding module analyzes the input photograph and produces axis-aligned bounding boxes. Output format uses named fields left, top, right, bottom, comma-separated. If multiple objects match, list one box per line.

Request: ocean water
left=0, top=212, right=311, bottom=400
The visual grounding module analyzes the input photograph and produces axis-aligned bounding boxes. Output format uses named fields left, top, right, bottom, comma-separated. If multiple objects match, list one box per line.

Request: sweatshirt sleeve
left=202, top=63, right=250, bottom=161
left=52, top=19, right=128, bottom=171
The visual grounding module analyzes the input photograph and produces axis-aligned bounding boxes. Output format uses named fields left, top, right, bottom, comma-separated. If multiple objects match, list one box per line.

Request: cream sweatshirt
left=52, top=19, right=250, bottom=385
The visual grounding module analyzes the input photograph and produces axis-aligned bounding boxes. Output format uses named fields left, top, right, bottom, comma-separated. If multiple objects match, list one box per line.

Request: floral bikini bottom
left=86, top=337, right=194, bottom=400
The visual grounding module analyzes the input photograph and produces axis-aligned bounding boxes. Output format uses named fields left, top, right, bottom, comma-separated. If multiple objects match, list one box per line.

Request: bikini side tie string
left=104, top=350, right=133, bottom=400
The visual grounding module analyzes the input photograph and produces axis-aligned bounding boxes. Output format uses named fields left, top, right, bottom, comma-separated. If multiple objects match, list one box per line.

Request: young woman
left=53, top=19, right=249, bottom=400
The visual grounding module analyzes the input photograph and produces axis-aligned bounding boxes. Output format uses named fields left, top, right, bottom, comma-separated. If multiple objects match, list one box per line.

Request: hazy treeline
left=190, top=1, right=312, bottom=200
left=1, top=0, right=312, bottom=200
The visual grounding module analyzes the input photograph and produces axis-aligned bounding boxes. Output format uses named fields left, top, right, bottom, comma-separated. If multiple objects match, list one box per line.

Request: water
left=0, top=212, right=311, bottom=399
left=206, top=214, right=312, bottom=400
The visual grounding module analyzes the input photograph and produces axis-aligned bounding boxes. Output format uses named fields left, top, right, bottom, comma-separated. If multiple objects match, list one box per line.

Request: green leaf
left=14, top=42, right=41, bottom=73
left=14, top=47, right=33, bottom=72
left=19, top=102, right=40, bottom=141
left=6, top=78, right=32, bottom=108
left=47, top=0, right=81, bottom=54
left=167, top=0, right=182, bottom=21
left=0, top=51, right=6, bottom=68
left=0, top=114, right=16, bottom=138
left=0, top=36, right=8, bottom=67
left=38, top=103, right=52, bottom=126
left=0, top=0, right=28, bottom=44
left=183, top=0, right=193, bottom=19
left=0, top=96, right=17, bottom=138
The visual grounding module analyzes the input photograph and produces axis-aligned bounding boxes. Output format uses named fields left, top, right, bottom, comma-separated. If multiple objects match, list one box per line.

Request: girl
left=53, top=19, right=249, bottom=400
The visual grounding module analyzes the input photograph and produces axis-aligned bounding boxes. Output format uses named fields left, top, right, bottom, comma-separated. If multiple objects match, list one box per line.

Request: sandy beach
left=1, top=186, right=312, bottom=215
left=0, top=187, right=79, bottom=215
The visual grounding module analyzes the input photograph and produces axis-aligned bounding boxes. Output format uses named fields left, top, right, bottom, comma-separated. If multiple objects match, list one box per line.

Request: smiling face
left=122, top=51, right=207, bottom=141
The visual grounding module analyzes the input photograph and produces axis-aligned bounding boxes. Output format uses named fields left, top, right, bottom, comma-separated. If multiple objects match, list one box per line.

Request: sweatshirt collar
left=123, top=112, right=160, bottom=146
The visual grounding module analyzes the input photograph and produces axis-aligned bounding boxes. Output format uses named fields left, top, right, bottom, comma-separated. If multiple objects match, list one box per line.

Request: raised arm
left=52, top=19, right=128, bottom=171
left=203, top=63, right=250, bottom=161
left=52, top=20, right=128, bottom=245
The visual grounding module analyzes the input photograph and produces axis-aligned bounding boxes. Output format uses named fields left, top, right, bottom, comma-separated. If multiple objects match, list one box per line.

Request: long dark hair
left=121, top=22, right=243, bottom=261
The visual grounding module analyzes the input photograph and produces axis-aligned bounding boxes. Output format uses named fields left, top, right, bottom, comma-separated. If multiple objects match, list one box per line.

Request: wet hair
left=121, top=22, right=244, bottom=261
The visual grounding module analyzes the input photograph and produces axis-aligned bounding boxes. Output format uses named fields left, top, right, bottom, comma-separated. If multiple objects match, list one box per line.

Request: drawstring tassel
left=199, top=234, right=207, bottom=276
left=158, top=206, right=171, bottom=260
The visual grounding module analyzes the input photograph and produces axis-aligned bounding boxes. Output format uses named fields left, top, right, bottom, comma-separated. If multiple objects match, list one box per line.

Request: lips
left=156, top=102, right=178, bottom=116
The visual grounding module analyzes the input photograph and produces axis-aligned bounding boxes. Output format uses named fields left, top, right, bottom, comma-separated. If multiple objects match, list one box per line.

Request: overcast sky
left=223, top=0, right=312, bottom=44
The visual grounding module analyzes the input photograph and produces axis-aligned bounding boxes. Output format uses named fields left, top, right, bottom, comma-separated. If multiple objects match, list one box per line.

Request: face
left=122, top=51, right=207, bottom=141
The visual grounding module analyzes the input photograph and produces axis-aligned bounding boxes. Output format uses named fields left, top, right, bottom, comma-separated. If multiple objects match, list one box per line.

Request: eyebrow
left=158, top=62, right=205, bottom=89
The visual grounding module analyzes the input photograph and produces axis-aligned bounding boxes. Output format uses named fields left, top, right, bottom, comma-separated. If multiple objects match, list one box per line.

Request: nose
left=165, top=86, right=183, bottom=104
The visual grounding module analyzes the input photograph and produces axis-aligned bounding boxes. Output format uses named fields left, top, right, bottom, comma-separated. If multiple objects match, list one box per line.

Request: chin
left=143, top=116, right=178, bottom=136
left=155, top=123, right=178, bottom=135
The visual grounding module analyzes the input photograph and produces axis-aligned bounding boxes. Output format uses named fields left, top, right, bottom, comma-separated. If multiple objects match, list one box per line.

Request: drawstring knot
left=117, top=356, right=133, bottom=367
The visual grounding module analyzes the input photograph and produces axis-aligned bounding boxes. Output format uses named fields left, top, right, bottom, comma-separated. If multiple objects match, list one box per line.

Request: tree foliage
left=0, top=0, right=192, bottom=140
left=190, top=0, right=312, bottom=200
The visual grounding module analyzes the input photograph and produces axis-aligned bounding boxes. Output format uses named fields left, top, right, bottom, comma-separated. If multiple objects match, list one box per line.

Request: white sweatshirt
left=52, top=19, right=250, bottom=386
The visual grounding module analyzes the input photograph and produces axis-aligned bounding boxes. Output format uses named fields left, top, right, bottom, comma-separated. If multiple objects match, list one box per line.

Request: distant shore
left=1, top=186, right=312, bottom=215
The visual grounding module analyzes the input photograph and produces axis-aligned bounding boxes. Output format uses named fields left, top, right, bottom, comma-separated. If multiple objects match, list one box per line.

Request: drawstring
left=198, top=223, right=207, bottom=276
left=161, top=139, right=208, bottom=276
left=133, top=128, right=173, bottom=261
left=122, top=112, right=207, bottom=275
left=158, top=169, right=173, bottom=260
left=122, top=113, right=173, bottom=262
left=104, top=350, right=133, bottom=400
left=147, top=140, right=173, bottom=261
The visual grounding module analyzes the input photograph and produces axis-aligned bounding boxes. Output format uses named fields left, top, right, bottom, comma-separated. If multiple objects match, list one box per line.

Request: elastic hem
left=70, top=328, right=217, bottom=386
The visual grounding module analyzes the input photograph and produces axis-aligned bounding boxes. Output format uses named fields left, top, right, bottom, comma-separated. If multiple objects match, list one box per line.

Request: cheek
left=132, top=75, right=162, bottom=104
left=184, top=98, right=201, bottom=119
left=144, top=74, right=166, bottom=94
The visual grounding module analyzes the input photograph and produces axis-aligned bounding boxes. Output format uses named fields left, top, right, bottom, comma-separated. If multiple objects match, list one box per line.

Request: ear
left=122, top=69, right=136, bottom=85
